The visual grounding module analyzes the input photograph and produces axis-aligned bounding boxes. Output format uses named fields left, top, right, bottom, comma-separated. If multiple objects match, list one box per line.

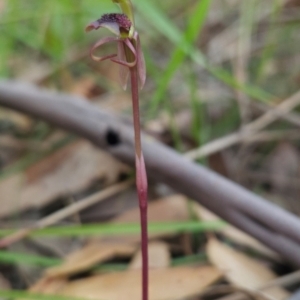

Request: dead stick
left=187, top=89, right=300, bottom=160
left=1, top=81, right=300, bottom=266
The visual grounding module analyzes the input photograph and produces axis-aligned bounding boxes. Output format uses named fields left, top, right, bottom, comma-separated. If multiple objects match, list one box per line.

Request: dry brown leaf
left=0, top=108, right=33, bottom=132
left=0, top=0, right=5, bottom=12
left=98, top=60, right=119, bottom=88
left=129, top=241, right=170, bottom=270
left=0, top=273, right=11, bottom=290
left=17, top=61, right=52, bottom=83
left=69, top=76, right=96, bottom=98
left=266, top=142, right=300, bottom=214
left=60, top=266, right=221, bottom=300
left=45, top=195, right=188, bottom=277
left=0, top=141, right=128, bottom=217
left=46, top=195, right=190, bottom=278
left=29, top=277, right=68, bottom=294
left=194, top=204, right=278, bottom=259
left=115, top=194, right=190, bottom=223
left=46, top=242, right=136, bottom=278
left=207, top=238, right=290, bottom=300
left=97, top=92, right=132, bottom=113
left=94, top=194, right=191, bottom=244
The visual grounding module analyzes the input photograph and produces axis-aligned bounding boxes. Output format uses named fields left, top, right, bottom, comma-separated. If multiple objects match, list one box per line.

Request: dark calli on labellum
left=86, top=13, right=132, bottom=35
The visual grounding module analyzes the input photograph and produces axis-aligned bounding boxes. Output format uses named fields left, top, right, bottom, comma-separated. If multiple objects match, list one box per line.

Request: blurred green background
left=1, top=0, right=299, bottom=138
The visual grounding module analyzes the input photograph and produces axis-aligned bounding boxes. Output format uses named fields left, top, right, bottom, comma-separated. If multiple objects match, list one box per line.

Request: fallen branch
left=1, top=80, right=300, bottom=266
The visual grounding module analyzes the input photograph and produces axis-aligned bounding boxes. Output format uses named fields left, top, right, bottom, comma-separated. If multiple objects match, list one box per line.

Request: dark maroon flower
left=86, top=13, right=146, bottom=90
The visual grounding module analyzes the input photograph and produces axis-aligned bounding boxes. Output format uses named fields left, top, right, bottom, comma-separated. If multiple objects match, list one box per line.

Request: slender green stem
left=130, top=66, right=148, bottom=300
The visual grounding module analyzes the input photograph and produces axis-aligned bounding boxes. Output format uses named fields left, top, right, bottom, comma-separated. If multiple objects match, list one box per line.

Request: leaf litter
left=0, top=141, right=129, bottom=217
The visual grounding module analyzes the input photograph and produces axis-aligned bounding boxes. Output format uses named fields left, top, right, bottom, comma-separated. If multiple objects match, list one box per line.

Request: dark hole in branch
left=106, top=128, right=121, bottom=146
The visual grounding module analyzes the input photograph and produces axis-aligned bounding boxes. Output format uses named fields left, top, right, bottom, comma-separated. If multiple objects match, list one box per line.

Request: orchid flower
left=86, top=2, right=149, bottom=300
left=85, top=12, right=146, bottom=90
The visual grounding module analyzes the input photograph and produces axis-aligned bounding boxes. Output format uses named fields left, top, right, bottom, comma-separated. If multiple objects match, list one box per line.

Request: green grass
left=0, top=0, right=298, bottom=143
left=0, top=290, right=89, bottom=300
left=0, top=0, right=287, bottom=99
left=0, top=221, right=226, bottom=238
left=0, top=249, right=207, bottom=269
left=0, top=220, right=223, bottom=272
left=0, top=251, right=60, bottom=267
left=0, top=0, right=115, bottom=76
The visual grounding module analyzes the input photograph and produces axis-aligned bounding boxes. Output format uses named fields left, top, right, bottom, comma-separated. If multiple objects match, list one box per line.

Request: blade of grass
left=150, top=0, right=211, bottom=151
left=98, top=253, right=208, bottom=270
left=149, top=0, right=211, bottom=116
left=135, top=0, right=274, bottom=109
left=0, top=134, right=76, bottom=180
left=0, top=251, right=207, bottom=269
left=0, top=221, right=226, bottom=238
left=254, top=0, right=282, bottom=83
left=0, top=289, right=90, bottom=300
left=0, top=251, right=60, bottom=267
left=186, top=63, right=206, bottom=147
left=171, top=253, right=207, bottom=266
left=0, top=0, right=114, bottom=73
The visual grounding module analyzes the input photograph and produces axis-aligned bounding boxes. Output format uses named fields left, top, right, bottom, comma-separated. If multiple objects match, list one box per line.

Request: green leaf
left=0, top=289, right=89, bottom=300
left=0, top=221, right=226, bottom=238
left=0, top=251, right=60, bottom=267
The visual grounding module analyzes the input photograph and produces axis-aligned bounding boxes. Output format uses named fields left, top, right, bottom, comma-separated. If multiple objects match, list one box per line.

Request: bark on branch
left=0, top=80, right=300, bottom=266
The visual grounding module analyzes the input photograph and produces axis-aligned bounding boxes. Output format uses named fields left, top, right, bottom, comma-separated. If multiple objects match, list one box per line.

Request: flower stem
left=130, top=67, right=148, bottom=300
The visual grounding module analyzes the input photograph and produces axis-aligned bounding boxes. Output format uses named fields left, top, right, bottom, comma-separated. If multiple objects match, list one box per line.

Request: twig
left=245, top=89, right=300, bottom=133
left=208, top=0, right=287, bottom=64
left=233, top=1, right=254, bottom=126
left=241, top=129, right=300, bottom=143
left=203, top=285, right=276, bottom=300
left=187, top=89, right=300, bottom=159
left=251, top=102, right=300, bottom=128
left=186, top=132, right=240, bottom=159
left=186, top=129, right=300, bottom=160
left=0, top=179, right=134, bottom=248
left=260, top=270, right=300, bottom=290
left=1, top=81, right=300, bottom=266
